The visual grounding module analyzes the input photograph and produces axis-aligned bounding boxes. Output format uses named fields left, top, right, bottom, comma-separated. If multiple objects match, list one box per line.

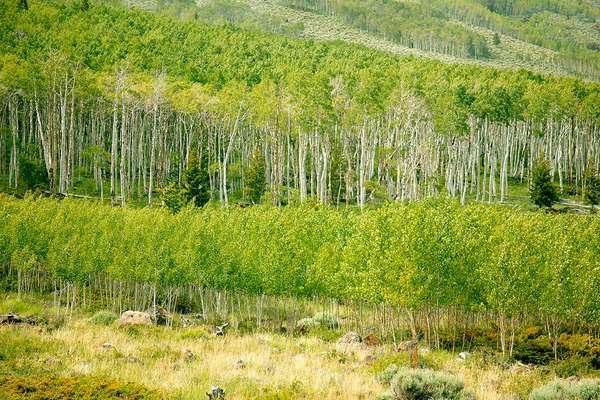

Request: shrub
left=530, top=379, right=600, bottom=400
left=378, top=364, right=400, bottom=384
left=551, top=356, right=592, bottom=378
left=312, top=312, right=340, bottom=329
left=390, top=368, right=475, bottom=400
left=89, top=310, right=118, bottom=326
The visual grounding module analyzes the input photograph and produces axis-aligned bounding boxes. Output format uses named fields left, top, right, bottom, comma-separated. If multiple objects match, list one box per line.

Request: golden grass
left=50, top=321, right=382, bottom=399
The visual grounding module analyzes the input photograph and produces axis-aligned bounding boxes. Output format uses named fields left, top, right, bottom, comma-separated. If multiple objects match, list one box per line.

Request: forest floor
left=1, top=293, right=597, bottom=400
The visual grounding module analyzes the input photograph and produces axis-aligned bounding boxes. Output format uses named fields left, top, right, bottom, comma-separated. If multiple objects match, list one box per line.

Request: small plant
left=377, top=363, right=400, bottom=384
left=530, top=379, right=600, bottom=400
left=311, top=312, right=340, bottom=330
left=390, top=368, right=475, bottom=400
left=89, top=310, right=118, bottom=326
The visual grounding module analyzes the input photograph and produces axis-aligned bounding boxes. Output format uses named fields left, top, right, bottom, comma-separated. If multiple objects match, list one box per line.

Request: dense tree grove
left=1, top=195, right=599, bottom=353
left=280, top=0, right=600, bottom=78
left=0, top=0, right=599, bottom=208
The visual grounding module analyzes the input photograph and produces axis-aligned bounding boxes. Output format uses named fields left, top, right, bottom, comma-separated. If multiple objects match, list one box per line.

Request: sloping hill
left=128, top=0, right=600, bottom=80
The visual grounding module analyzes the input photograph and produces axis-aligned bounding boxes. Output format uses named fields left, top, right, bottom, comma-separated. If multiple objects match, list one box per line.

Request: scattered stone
left=183, top=349, right=195, bottom=362
left=118, top=311, right=152, bottom=326
left=566, top=376, right=579, bottom=383
left=126, top=356, right=140, bottom=364
left=337, top=331, right=362, bottom=345
left=364, top=354, right=377, bottom=364
left=102, top=342, right=113, bottom=349
left=206, top=385, right=225, bottom=400
left=234, top=359, right=246, bottom=369
left=214, top=323, right=229, bottom=336
left=363, top=333, right=381, bottom=347
left=397, top=340, right=418, bottom=352
left=458, top=351, right=471, bottom=360
left=419, top=347, right=430, bottom=354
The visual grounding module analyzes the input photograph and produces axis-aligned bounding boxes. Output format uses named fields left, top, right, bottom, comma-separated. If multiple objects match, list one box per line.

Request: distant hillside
left=125, top=0, right=600, bottom=81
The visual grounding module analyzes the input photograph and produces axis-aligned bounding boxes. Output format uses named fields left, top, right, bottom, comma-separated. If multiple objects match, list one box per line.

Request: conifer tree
left=18, top=0, right=28, bottom=11
left=244, top=150, right=265, bottom=204
left=584, top=167, right=600, bottom=211
left=182, top=155, right=210, bottom=207
left=530, top=157, right=559, bottom=209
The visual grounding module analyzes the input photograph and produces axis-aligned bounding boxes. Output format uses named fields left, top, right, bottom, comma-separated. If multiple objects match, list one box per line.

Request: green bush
left=89, top=311, right=118, bottom=326
left=377, top=364, right=400, bottom=384
left=530, top=379, right=600, bottom=400
left=550, top=356, right=592, bottom=378
left=311, top=313, right=340, bottom=330
left=390, top=368, right=475, bottom=400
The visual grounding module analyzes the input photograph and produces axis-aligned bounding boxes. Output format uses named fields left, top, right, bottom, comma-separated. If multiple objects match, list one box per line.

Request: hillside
left=1, top=0, right=599, bottom=210
left=126, top=0, right=600, bottom=81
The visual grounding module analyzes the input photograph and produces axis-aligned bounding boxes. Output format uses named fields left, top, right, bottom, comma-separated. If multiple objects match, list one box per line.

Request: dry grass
left=50, top=321, right=382, bottom=399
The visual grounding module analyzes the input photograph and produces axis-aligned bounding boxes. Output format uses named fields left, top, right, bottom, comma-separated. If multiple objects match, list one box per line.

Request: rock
left=364, top=354, right=377, bottom=364
left=397, top=340, right=418, bottom=352
left=419, top=347, right=430, bottom=354
left=565, top=376, right=579, bottom=383
left=337, top=331, right=362, bottom=345
left=234, top=359, right=246, bottom=369
left=118, top=311, right=152, bottom=326
left=102, top=342, right=113, bottom=349
left=363, top=333, right=381, bottom=347
left=183, top=349, right=195, bottom=362
left=214, top=323, right=229, bottom=336
left=458, top=351, right=471, bottom=360
left=126, top=356, right=140, bottom=364
left=206, top=385, right=225, bottom=400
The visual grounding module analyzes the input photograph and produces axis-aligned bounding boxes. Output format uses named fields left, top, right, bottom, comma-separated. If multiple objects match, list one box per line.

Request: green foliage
left=530, top=157, right=559, bottom=208
left=244, top=149, right=265, bottom=204
left=295, top=312, right=339, bottom=331
left=584, top=167, right=600, bottom=209
left=311, top=312, right=340, bottom=330
left=377, top=363, right=400, bottom=385
left=18, top=145, right=48, bottom=191
left=1, top=195, right=599, bottom=329
left=89, top=310, right=118, bottom=326
left=388, top=368, right=475, bottom=400
left=530, top=379, right=600, bottom=400
left=493, top=32, right=501, bottom=45
left=17, top=0, right=28, bottom=11
left=160, top=183, right=187, bottom=213
left=0, top=374, right=161, bottom=400
left=182, top=156, right=210, bottom=207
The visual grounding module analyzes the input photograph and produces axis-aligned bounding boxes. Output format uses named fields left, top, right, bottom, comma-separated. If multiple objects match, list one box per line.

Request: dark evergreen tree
left=19, top=145, right=48, bottom=190
left=584, top=167, right=600, bottom=211
left=18, top=0, right=28, bottom=11
left=81, top=0, right=90, bottom=11
left=244, top=150, right=265, bottom=204
left=182, top=155, right=210, bottom=207
left=530, top=157, right=559, bottom=208
left=493, top=33, right=501, bottom=46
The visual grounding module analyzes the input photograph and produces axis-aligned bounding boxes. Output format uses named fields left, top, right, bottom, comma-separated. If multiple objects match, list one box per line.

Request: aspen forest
left=1, top=1, right=599, bottom=399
